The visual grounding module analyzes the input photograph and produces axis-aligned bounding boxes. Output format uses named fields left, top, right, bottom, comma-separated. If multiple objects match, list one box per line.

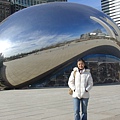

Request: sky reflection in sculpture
left=0, top=2, right=120, bottom=88
left=0, top=2, right=119, bottom=57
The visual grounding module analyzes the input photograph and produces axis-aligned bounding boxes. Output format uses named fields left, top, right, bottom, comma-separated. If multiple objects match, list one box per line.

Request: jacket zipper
left=80, top=72, right=82, bottom=98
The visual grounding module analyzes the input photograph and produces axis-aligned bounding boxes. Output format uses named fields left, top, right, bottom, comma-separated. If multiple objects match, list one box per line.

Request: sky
left=68, top=0, right=101, bottom=10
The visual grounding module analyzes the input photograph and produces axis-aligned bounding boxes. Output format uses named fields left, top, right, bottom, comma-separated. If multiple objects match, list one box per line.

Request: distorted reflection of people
left=68, top=58, right=93, bottom=120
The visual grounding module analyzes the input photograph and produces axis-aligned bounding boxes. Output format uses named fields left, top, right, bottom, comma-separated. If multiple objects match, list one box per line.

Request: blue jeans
left=73, top=98, right=89, bottom=120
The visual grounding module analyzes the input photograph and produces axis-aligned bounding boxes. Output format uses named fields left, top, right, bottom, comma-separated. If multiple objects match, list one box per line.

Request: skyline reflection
left=0, top=2, right=119, bottom=88
left=0, top=2, right=119, bottom=58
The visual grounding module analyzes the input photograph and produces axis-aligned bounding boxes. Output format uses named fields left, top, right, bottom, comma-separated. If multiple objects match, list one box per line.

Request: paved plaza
left=0, top=84, right=120, bottom=120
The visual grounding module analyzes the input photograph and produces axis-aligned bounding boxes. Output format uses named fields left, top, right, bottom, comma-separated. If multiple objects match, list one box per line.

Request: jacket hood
left=73, top=67, right=90, bottom=72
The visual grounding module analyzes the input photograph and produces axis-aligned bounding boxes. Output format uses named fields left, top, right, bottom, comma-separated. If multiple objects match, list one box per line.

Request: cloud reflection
left=3, top=33, right=76, bottom=57
left=0, top=2, right=119, bottom=58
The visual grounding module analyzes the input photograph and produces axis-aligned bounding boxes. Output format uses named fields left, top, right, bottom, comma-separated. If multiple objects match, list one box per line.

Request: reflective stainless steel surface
left=0, top=2, right=120, bottom=87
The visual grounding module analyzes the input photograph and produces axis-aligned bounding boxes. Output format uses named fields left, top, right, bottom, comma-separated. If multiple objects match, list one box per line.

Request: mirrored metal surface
left=0, top=2, right=120, bottom=88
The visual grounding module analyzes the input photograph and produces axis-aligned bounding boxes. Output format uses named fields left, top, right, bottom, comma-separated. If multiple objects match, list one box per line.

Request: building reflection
left=0, top=2, right=120, bottom=89
left=0, top=53, right=3, bottom=68
left=87, top=61, right=120, bottom=84
left=28, top=54, right=120, bottom=88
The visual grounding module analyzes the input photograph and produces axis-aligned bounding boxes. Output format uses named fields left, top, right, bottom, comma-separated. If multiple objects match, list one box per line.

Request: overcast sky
left=68, top=0, right=101, bottom=10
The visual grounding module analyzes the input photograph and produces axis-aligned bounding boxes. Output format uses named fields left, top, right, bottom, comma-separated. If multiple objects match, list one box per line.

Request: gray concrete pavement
left=0, top=84, right=120, bottom=120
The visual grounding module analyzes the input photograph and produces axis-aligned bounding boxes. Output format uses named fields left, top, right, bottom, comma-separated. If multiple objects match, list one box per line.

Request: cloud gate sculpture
left=0, top=2, right=120, bottom=89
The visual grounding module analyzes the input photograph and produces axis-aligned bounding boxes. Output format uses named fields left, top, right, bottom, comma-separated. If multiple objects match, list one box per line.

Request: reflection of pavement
left=3, top=39, right=120, bottom=86
left=0, top=84, right=120, bottom=120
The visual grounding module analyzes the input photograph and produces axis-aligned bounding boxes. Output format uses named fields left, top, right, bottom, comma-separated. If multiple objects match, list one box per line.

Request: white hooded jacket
left=68, top=67, right=93, bottom=99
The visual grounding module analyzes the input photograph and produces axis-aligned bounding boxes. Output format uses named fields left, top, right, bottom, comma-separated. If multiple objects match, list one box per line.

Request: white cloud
left=2, top=32, right=76, bottom=57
